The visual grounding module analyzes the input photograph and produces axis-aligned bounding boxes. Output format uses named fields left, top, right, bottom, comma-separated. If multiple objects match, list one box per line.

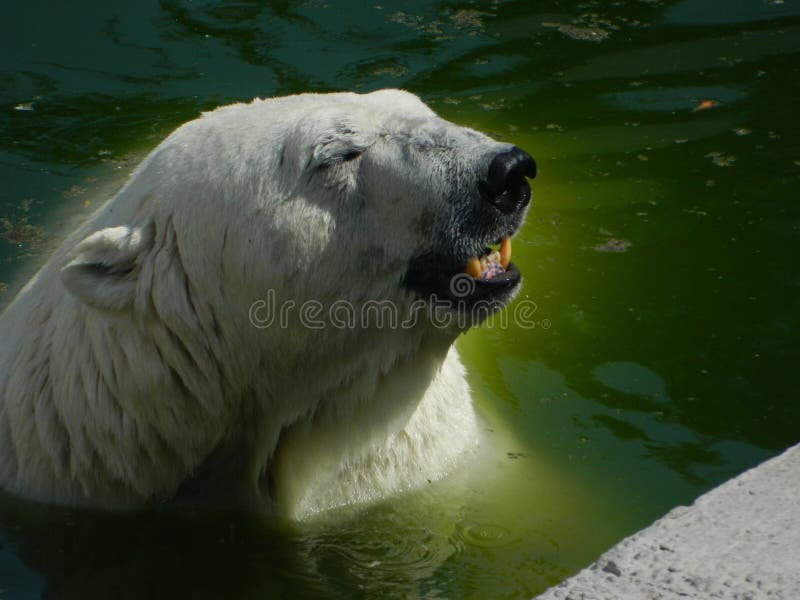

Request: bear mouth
left=403, top=235, right=522, bottom=308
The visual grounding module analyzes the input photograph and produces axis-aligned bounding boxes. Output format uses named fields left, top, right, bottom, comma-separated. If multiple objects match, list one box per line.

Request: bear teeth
left=463, top=236, right=512, bottom=280
left=499, top=236, right=511, bottom=269
left=465, top=257, right=482, bottom=278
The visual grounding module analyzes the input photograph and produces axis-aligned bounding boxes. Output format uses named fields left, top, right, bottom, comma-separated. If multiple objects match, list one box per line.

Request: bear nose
left=480, top=147, right=537, bottom=214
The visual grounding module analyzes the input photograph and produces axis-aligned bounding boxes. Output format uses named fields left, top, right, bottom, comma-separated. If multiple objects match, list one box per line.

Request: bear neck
left=0, top=281, right=468, bottom=512
left=267, top=330, right=476, bottom=518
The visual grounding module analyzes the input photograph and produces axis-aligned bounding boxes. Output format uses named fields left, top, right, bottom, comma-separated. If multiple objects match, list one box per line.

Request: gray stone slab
left=536, top=442, right=800, bottom=599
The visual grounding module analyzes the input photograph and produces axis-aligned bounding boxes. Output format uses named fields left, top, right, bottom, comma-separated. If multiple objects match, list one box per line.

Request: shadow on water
left=1, top=0, right=800, bottom=597
left=0, top=434, right=578, bottom=599
left=0, top=497, right=321, bottom=599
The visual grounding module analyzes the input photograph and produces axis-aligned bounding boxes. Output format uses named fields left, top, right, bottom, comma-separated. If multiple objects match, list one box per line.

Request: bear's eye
left=311, top=129, right=369, bottom=169
left=314, top=148, right=364, bottom=170
left=340, top=149, right=362, bottom=162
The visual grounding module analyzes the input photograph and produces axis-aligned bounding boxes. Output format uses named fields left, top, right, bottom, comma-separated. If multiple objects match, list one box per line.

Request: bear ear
left=312, top=128, right=371, bottom=167
left=61, top=225, right=152, bottom=313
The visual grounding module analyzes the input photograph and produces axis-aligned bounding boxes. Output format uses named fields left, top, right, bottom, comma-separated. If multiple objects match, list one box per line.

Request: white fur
left=0, top=90, right=515, bottom=518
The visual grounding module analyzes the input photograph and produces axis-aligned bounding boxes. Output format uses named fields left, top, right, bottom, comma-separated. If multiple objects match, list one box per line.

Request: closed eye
left=341, top=149, right=363, bottom=162
left=314, top=148, right=365, bottom=171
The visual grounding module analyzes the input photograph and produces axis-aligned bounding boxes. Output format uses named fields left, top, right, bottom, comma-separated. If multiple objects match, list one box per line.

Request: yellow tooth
left=500, top=236, right=512, bottom=268
left=465, top=256, right=482, bottom=278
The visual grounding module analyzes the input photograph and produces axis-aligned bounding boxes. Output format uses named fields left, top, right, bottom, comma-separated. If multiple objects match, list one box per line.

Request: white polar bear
left=0, top=89, right=535, bottom=519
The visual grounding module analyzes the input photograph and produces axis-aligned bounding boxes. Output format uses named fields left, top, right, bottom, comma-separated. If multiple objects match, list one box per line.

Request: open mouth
left=403, top=234, right=522, bottom=307
left=465, top=236, right=512, bottom=281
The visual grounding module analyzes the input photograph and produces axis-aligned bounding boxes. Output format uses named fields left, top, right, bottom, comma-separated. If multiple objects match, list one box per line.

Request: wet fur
left=0, top=90, right=519, bottom=517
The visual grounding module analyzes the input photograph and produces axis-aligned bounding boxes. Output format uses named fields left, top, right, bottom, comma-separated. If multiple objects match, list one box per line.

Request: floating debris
left=479, top=99, right=505, bottom=111
left=388, top=11, right=447, bottom=38
left=733, top=128, right=752, bottom=136
left=0, top=218, right=45, bottom=250
left=594, top=238, right=632, bottom=253
left=692, top=99, right=720, bottom=111
left=705, top=151, right=736, bottom=167
left=371, top=63, right=408, bottom=78
left=542, top=21, right=610, bottom=42
left=683, top=207, right=708, bottom=216
left=61, top=185, right=87, bottom=198
left=13, top=102, right=34, bottom=112
left=449, top=9, right=485, bottom=31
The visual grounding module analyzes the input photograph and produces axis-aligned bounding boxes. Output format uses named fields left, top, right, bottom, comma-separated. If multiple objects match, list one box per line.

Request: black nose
left=480, top=147, right=537, bottom=214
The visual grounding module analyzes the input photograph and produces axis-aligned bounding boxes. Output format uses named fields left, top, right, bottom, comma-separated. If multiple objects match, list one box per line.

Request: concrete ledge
left=535, top=442, right=800, bottom=599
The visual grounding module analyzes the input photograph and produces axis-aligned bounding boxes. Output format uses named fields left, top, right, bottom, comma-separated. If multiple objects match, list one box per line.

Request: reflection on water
left=1, top=0, right=799, bottom=597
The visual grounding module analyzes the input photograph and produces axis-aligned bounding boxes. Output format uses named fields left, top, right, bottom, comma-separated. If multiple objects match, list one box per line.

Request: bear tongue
left=464, top=236, right=512, bottom=280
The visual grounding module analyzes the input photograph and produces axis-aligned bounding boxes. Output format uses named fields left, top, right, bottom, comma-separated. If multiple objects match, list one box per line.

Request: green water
left=1, top=1, right=799, bottom=598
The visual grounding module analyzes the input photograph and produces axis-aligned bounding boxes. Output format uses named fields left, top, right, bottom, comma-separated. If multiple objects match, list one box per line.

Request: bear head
left=61, top=89, right=536, bottom=343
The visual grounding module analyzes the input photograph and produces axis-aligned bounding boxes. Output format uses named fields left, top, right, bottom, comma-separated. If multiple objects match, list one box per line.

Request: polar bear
left=0, top=89, right=535, bottom=519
